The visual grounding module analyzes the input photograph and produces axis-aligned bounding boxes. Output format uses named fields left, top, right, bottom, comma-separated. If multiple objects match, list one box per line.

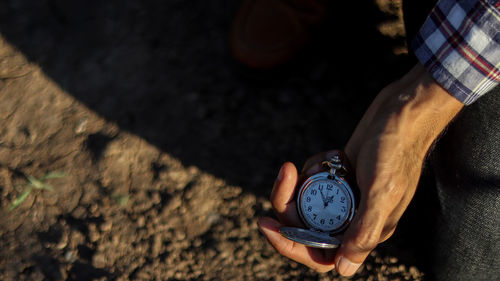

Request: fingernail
left=277, top=165, right=284, bottom=182
left=336, top=256, right=361, bottom=276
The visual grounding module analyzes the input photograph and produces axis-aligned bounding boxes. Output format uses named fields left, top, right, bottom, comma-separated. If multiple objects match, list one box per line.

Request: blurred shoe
left=230, top=0, right=327, bottom=69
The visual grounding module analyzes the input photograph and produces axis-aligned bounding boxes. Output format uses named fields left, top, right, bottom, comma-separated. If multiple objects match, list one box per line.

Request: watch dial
left=299, top=179, right=351, bottom=232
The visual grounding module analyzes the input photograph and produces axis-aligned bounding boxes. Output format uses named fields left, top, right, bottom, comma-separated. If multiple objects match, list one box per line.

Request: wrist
left=388, top=63, right=463, bottom=156
left=346, top=63, right=464, bottom=162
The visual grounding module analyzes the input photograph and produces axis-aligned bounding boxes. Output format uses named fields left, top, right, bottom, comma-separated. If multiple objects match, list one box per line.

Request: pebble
left=137, top=216, right=145, bottom=228
left=88, top=224, right=99, bottom=242
left=175, top=231, right=186, bottom=241
left=92, top=253, right=106, bottom=268
left=74, top=118, right=88, bottom=134
left=152, top=234, right=162, bottom=257
left=64, top=250, right=77, bottom=263
left=100, top=221, right=112, bottom=232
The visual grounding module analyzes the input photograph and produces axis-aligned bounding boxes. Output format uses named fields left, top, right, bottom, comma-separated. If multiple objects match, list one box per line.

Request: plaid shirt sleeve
left=411, top=0, right=500, bottom=105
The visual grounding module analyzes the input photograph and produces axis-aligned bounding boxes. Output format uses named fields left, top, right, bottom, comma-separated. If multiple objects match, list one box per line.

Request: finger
left=383, top=177, right=419, bottom=236
left=257, top=217, right=336, bottom=273
left=334, top=200, right=391, bottom=276
left=302, top=151, right=327, bottom=173
left=378, top=197, right=412, bottom=243
left=270, top=162, right=302, bottom=226
left=376, top=175, right=418, bottom=243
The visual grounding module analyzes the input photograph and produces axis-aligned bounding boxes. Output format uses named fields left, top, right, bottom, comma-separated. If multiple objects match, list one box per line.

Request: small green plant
left=8, top=171, right=66, bottom=211
left=112, top=193, right=130, bottom=207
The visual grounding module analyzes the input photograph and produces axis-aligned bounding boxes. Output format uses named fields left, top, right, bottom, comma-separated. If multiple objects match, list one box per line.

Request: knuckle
left=275, top=240, right=295, bottom=257
left=364, top=185, right=404, bottom=215
left=351, top=230, right=380, bottom=252
left=372, top=180, right=405, bottom=202
left=382, top=222, right=397, bottom=234
left=380, top=225, right=397, bottom=242
left=386, top=181, right=406, bottom=200
left=271, top=200, right=282, bottom=213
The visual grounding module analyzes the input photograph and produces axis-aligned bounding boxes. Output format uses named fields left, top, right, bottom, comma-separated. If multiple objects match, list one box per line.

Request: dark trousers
left=430, top=88, right=500, bottom=280
left=403, top=1, right=500, bottom=280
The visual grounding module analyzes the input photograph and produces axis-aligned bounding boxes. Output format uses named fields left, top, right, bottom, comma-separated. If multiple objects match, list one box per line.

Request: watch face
left=298, top=173, right=354, bottom=233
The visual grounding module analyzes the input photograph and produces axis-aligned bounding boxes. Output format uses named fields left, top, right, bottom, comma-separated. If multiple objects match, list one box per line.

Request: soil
left=0, top=0, right=429, bottom=280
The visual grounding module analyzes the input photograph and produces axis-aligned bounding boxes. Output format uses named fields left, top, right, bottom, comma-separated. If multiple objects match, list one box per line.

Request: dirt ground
left=1, top=0, right=430, bottom=280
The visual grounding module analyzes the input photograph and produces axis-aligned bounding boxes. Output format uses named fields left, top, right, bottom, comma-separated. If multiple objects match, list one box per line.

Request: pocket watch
left=280, top=154, right=357, bottom=248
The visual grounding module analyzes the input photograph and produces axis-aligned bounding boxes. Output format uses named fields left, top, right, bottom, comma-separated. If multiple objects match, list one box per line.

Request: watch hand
left=325, top=191, right=331, bottom=208
left=320, top=190, right=328, bottom=207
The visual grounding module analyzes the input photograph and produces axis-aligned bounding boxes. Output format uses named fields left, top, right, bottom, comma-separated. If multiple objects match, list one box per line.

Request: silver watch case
left=279, top=172, right=356, bottom=249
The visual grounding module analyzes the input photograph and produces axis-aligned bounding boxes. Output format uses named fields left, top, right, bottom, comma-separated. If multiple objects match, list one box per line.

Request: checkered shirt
left=411, top=0, right=500, bottom=105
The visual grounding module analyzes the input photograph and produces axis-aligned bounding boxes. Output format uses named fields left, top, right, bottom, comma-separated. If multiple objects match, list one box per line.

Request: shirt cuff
left=411, top=0, right=500, bottom=105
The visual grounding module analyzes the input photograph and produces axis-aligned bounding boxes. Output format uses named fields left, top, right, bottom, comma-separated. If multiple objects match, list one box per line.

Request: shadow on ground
left=0, top=0, right=412, bottom=194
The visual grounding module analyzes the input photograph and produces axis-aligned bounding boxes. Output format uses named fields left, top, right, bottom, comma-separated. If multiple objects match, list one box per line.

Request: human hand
left=258, top=63, right=463, bottom=276
left=257, top=160, right=339, bottom=272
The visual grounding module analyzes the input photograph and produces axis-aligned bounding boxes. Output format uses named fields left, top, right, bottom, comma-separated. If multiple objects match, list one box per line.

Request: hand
left=258, top=161, right=339, bottom=272
left=258, top=63, right=463, bottom=275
